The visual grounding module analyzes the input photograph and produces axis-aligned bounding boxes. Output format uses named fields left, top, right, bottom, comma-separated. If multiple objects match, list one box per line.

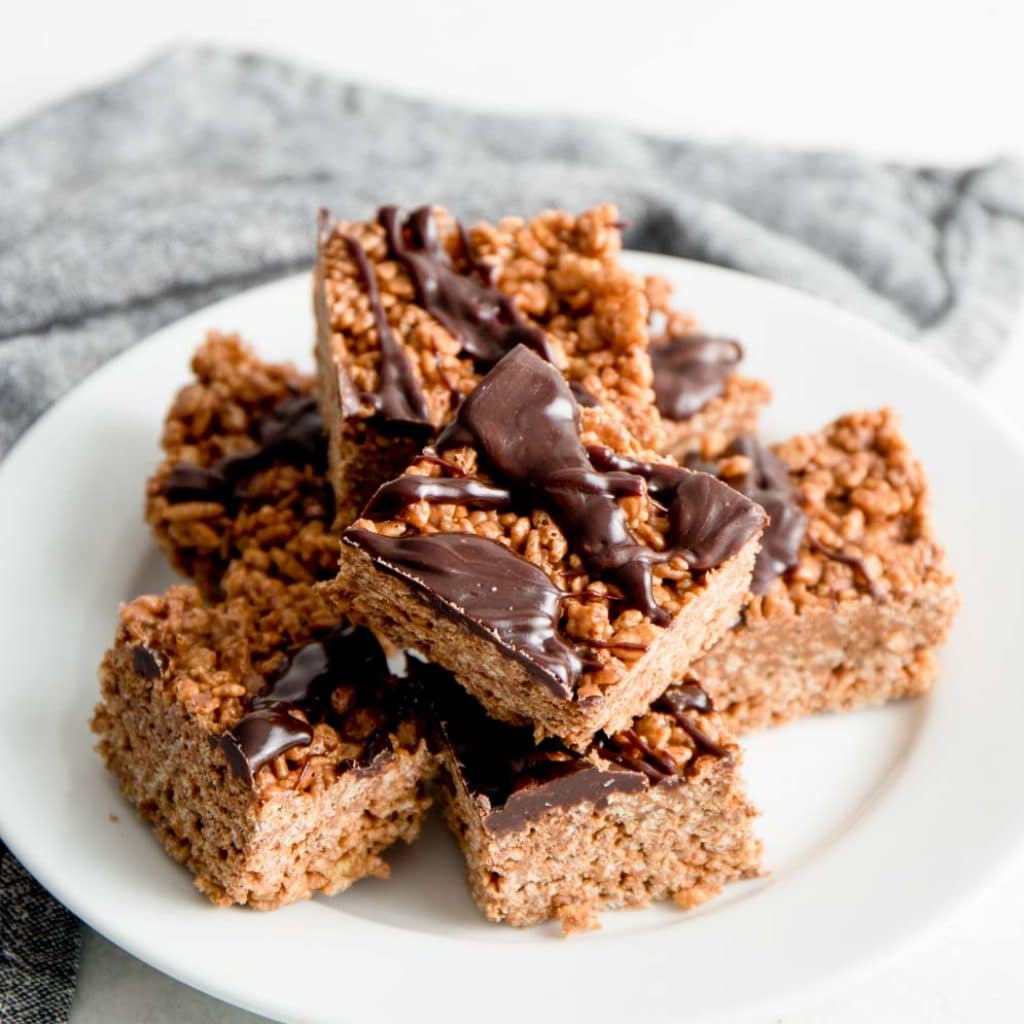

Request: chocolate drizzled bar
left=688, top=411, right=958, bottom=732
left=431, top=675, right=760, bottom=932
left=325, top=345, right=766, bottom=750
left=146, top=333, right=337, bottom=598
left=314, top=203, right=665, bottom=523
left=92, top=567, right=436, bottom=909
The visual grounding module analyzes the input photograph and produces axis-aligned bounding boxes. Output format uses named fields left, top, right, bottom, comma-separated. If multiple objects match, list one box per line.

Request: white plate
left=1, top=255, right=1021, bottom=1024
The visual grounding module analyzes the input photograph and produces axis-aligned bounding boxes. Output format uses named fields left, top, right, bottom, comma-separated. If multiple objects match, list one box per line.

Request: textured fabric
left=2, top=47, right=1024, bottom=459
left=1, top=45, right=1023, bottom=1019
left=0, top=842, right=80, bottom=1023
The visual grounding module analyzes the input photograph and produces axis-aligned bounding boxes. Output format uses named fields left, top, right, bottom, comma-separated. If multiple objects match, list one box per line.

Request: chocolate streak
left=586, top=445, right=768, bottom=573
left=163, top=395, right=327, bottom=508
left=342, top=234, right=433, bottom=427
left=214, top=626, right=399, bottom=786
left=433, top=677, right=726, bottom=836
left=687, top=437, right=807, bottom=594
left=651, top=334, right=743, bottom=420
left=343, top=530, right=583, bottom=698
left=436, top=346, right=682, bottom=626
left=364, top=475, right=511, bottom=518
left=378, top=205, right=556, bottom=367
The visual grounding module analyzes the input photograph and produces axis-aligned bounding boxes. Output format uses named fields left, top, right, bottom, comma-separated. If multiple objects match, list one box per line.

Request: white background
left=3, top=1, right=1024, bottom=1021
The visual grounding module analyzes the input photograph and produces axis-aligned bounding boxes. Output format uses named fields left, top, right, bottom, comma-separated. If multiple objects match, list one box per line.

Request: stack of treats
left=93, top=204, right=958, bottom=932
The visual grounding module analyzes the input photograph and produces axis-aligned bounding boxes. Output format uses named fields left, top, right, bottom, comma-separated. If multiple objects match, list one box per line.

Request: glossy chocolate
left=343, top=529, right=582, bottom=697
left=807, top=535, right=883, bottom=600
left=163, top=395, right=327, bottom=508
left=378, top=205, right=556, bottom=367
left=687, top=437, right=807, bottom=594
left=216, top=626, right=399, bottom=786
left=436, top=346, right=679, bottom=625
left=364, top=475, right=511, bottom=518
left=131, top=645, right=164, bottom=681
left=651, top=334, right=742, bottom=420
left=584, top=444, right=768, bottom=571
left=433, top=677, right=726, bottom=836
left=342, top=234, right=432, bottom=427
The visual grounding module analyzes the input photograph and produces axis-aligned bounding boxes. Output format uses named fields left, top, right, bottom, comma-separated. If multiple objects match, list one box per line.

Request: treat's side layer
left=694, top=589, right=951, bottom=734
left=315, top=205, right=665, bottom=518
left=437, top=749, right=760, bottom=931
left=92, top=586, right=437, bottom=909
left=328, top=533, right=760, bottom=750
left=660, top=375, right=772, bottom=461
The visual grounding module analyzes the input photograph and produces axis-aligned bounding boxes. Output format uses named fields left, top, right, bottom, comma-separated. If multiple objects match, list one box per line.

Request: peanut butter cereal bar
left=92, top=564, right=436, bottom=909
left=146, top=332, right=337, bottom=598
left=689, top=410, right=958, bottom=732
left=643, top=277, right=771, bottom=459
left=315, top=204, right=665, bottom=523
left=431, top=674, right=760, bottom=933
left=324, top=345, right=766, bottom=750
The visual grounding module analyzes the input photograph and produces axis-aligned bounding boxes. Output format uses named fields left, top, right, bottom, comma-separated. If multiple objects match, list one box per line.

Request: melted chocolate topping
left=687, top=437, right=807, bottom=594
left=432, top=676, right=724, bottom=835
left=342, top=234, right=433, bottom=427
left=378, top=205, right=556, bottom=368
left=163, top=395, right=327, bottom=508
left=651, top=334, right=743, bottom=420
left=364, top=475, right=511, bottom=518
left=436, top=346, right=683, bottom=625
left=584, top=445, right=768, bottom=572
left=131, top=645, right=164, bottom=680
left=215, top=626, right=398, bottom=785
left=807, top=535, right=883, bottom=600
left=343, top=529, right=583, bottom=697
left=568, top=381, right=601, bottom=408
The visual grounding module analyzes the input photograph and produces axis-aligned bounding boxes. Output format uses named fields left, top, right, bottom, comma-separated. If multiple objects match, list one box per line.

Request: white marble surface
left=3, top=1, right=1023, bottom=1019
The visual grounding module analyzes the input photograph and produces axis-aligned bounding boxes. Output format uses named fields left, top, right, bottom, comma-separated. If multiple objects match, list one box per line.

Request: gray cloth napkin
left=1, top=842, right=80, bottom=1023
left=1, top=44, right=1023, bottom=1022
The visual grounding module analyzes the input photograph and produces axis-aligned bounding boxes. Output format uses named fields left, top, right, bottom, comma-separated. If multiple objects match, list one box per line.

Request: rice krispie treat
left=643, top=277, right=771, bottom=459
left=688, top=410, right=958, bottom=732
left=315, top=203, right=665, bottom=523
left=324, top=345, right=766, bottom=750
left=146, top=332, right=337, bottom=598
left=92, top=565, right=436, bottom=909
left=431, top=674, right=761, bottom=933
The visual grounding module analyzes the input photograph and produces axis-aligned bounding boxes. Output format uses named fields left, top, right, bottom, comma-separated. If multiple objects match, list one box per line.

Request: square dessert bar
left=92, top=565, right=435, bottom=909
left=431, top=674, right=761, bottom=933
left=688, top=410, right=958, bottom=732
left=315, top=203, right=665, bottom=523
left=643, top=277, right=772, bottom=460
left=146, top=332, right=337, bottom=599
left=325, top=345, right=767, bottom=750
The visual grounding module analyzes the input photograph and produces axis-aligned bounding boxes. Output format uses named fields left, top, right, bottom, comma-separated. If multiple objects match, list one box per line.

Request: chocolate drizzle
left=594, top=682, right=729, bottom=780
left=583, top=444, right=768, bottom=572
left=378, top=205, right=556, bottom=368
left=343, top=530, right=583, bottom=697
left=651, top=334, right=743, bottom=420
left=437, top=346, right=699, bottom=626
left=131, top=645, right=164, bottom=680
left=215, top=626, right=399, bottom=786
left=807, top=535, right=883, bottom=599
left=432, top=676, right=725, bottom=836
left=342, top=234, right=433, bottom=427
left=687, top=437, right=807, bottom=594
left=163, top=395, right=327, bottom=508
left=364, top=475, right=511, bottom=518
